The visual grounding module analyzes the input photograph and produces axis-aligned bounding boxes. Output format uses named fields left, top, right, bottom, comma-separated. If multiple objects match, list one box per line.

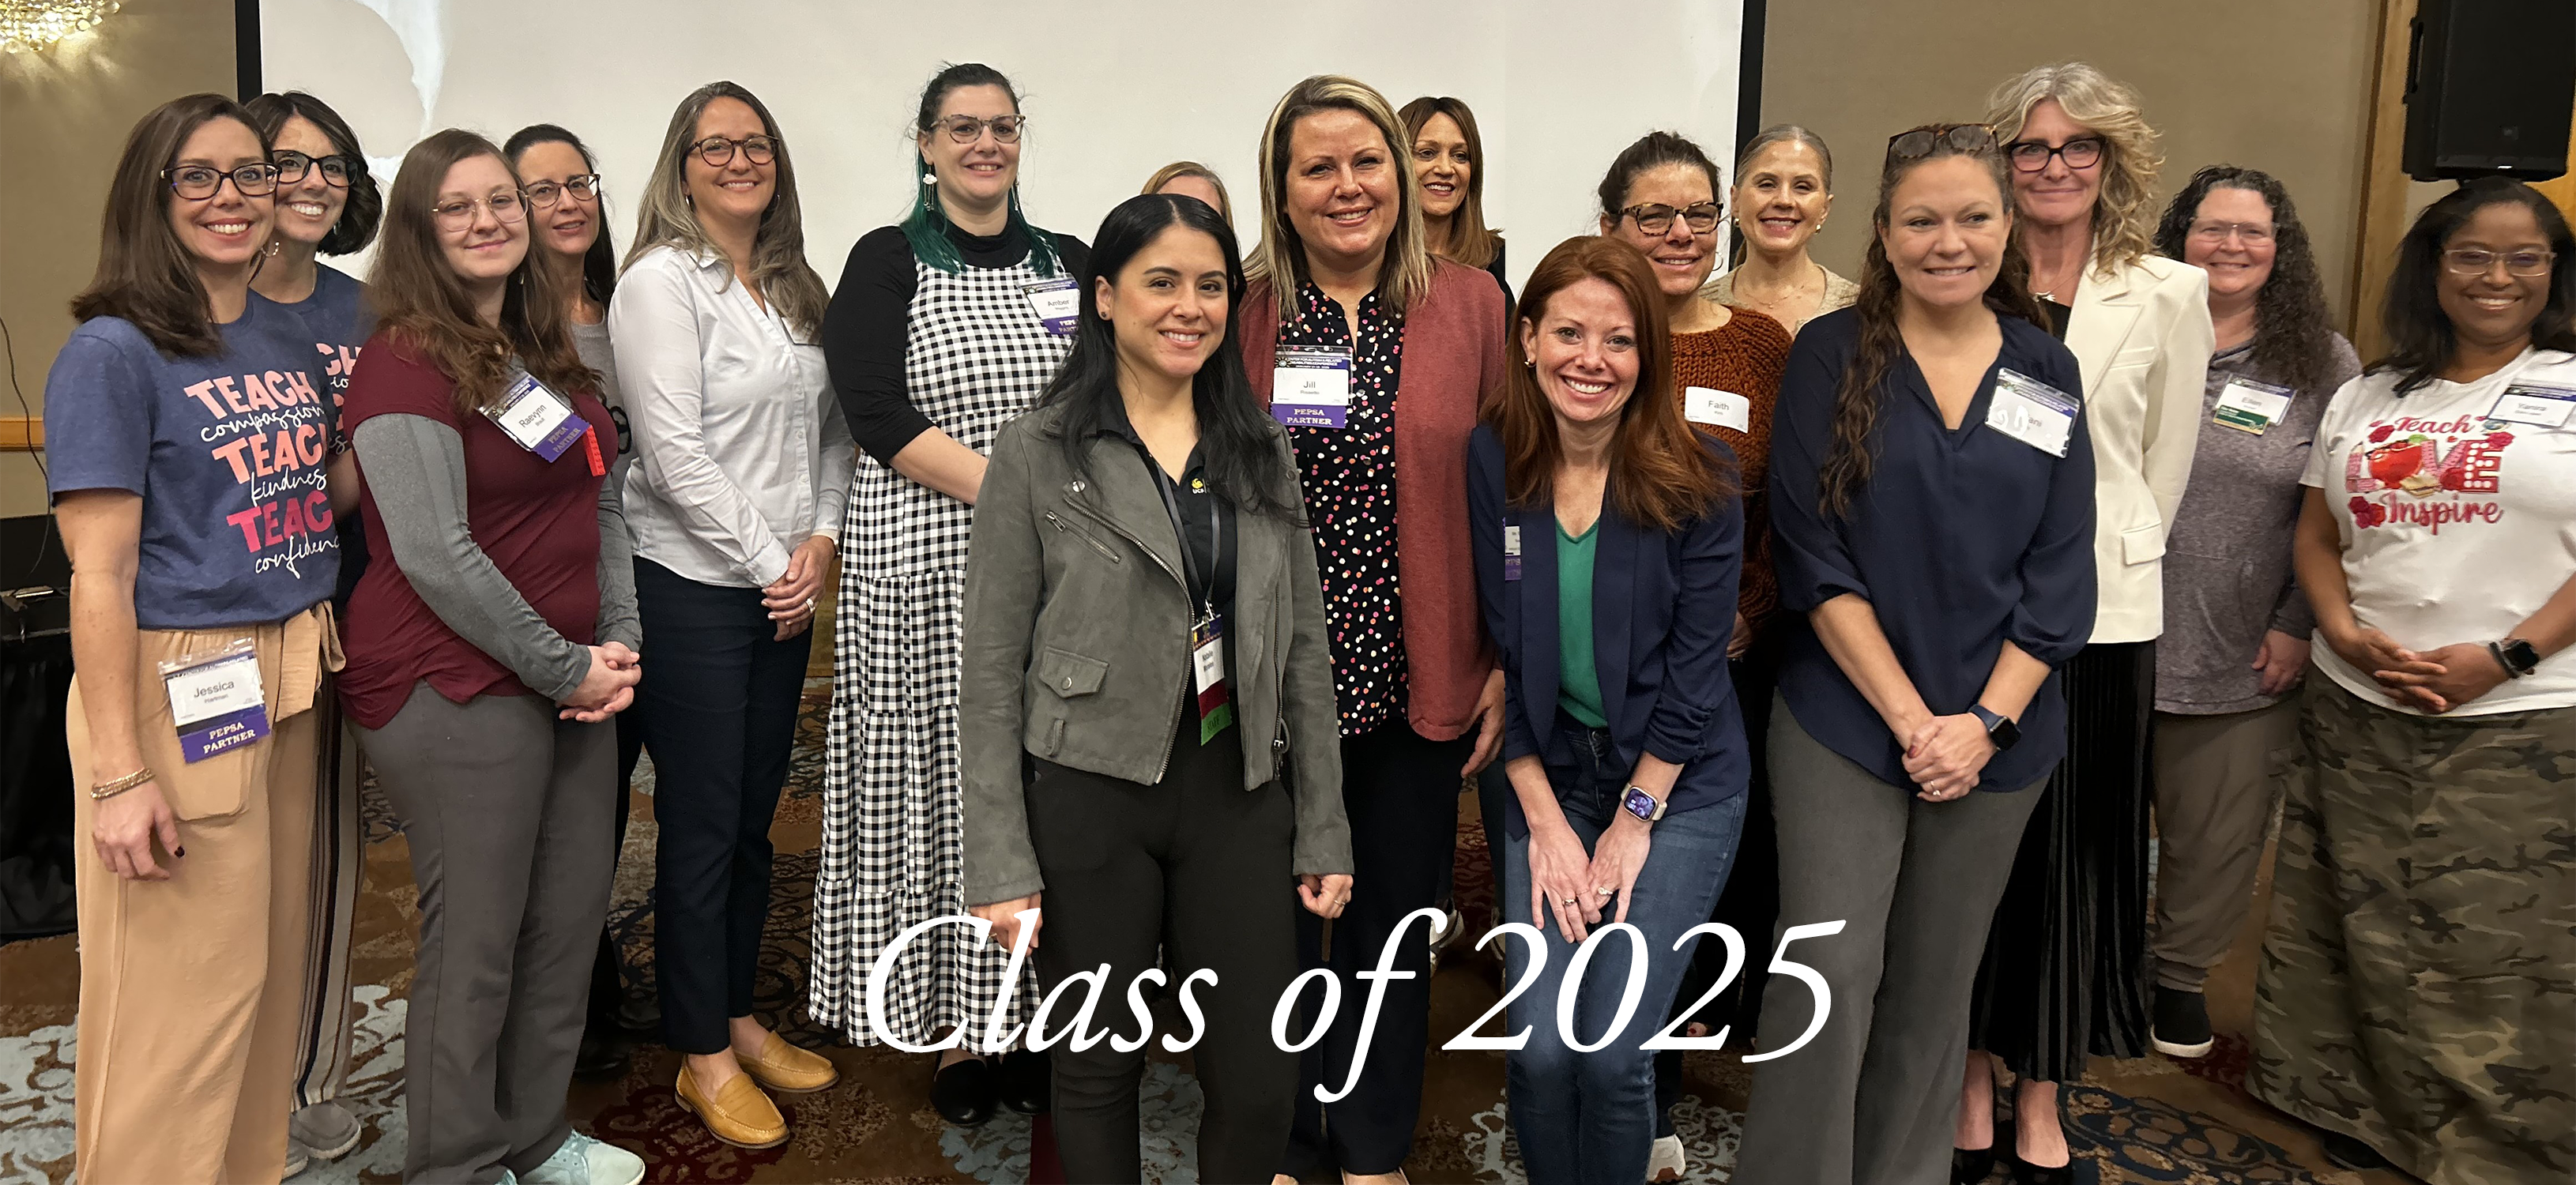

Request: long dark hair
left=71, top=94, right=270, bottom=358
left=1819, top=126, right=2043, bottom=519
left=504, top=122, right=617, bottom=307
left=1038, top=194, right=1294, bottom=518
left=1399, top=96, right=1501, bottom=269
left=1486, top=235, right=1732, bottom=532
left=244, top=90, right=382, bottom=255
left=2152, top=166, right=2335, bottom=393
left=902, top=62, right=1064, bottom=277
left=2374, top=177, right=2576, bottom=395
left=370, top=130, right=593, bottom=414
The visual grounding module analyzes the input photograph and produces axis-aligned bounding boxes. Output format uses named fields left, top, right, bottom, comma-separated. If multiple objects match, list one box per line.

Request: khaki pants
left=69, top=605, right=338, bottom=1185
left=2149, top=699, right=2298, bottom=991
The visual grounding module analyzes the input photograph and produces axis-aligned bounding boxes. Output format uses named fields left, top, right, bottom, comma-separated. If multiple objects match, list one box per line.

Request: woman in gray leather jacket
left=960, top=193, right=1353, bottom=1184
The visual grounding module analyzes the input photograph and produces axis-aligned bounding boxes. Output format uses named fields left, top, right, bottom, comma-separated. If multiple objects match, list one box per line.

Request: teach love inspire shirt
left=2300, top=348, right=2576, bottom=716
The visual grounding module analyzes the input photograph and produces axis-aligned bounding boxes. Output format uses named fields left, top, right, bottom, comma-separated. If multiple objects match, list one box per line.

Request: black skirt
left=1968, top=641, right=2155, bottom=1082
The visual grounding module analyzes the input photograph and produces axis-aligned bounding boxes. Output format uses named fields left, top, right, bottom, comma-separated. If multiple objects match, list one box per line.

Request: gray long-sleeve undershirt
left=352, top=412, right=641, bottom=703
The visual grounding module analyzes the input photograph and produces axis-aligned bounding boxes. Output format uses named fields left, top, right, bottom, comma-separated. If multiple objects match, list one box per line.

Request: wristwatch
left=2491, top=638, right=2541, bottom=679
left=1621, top=784, right=1667, bottom=824
left=1968, top=705, right=2021, bottom=751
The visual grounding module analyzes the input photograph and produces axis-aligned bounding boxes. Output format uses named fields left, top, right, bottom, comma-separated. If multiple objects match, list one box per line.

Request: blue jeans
left=1501, top=723, right=1746, bottom=1185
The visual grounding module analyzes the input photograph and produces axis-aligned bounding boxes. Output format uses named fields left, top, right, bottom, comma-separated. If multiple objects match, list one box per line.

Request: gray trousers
left=360, top=683, right=618, bottom=1184
left=2149, top=700, right=2296, bottom=991
left=1735, top=696, right=2043, bottom=1185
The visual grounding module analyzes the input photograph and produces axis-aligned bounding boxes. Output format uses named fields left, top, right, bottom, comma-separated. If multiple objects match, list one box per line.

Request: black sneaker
left=2321, top=1130, right=2391, bottom=1172
left=2150, top=985, right=2213, bottom=1059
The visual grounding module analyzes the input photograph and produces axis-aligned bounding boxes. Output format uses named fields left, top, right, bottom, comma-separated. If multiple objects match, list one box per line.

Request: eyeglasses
left=2188, top=220, right=2275, bottom=246
left=523, top=174, right=602, bottom=208
left=273, top=152, right=359, bottom=188
left=2005, top=137, right=2105, bottom=174
left=691, top=135, right=778, bottom=167
left=1888, top=124, right=1998, bottom=162
left=163, top=163, right=282, bottom=200
left=933, top=115, right=1026, bottom=144
left=431, top=191, right=528, bottom=231
left=2442, top=248, right=2555, bottom=277
left=1620, top=201, right=1723, bottom=236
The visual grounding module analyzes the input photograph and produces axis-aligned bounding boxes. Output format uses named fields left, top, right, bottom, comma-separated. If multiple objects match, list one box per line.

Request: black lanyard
left=1145, top=457, right=1221, bottom=623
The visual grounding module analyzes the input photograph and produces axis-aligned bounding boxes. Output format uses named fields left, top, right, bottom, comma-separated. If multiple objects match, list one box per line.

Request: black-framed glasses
left=163, top=163, right=281, bottom=200
left=692, top=135, right=778, bottom=167
left=524, top=174, right=602, bottom=208
left=273, top=151, right=359, bottom=188
left=2005, top=136, right=2105, bottom=174
left=2442, top=248, right=2555, bottom=277
left=934, top=114, right=1026, bottom=144
left=1888, top=123, right=1998, bottom=162
left=1621, top=201, right=1723, bottom=236
left=431, top=191, right=528, bottom=231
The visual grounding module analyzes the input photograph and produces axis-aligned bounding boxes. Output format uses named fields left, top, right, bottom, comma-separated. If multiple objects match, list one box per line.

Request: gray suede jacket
left=958, top=403, right=1350, bottom=905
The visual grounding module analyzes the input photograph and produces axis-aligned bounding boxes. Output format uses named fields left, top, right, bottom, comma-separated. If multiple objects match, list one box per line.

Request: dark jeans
left=633, top=559, right=812, bottom=1054
left=1027, top=711, right=1298, bottom=1184
left=1281, top=719, right=1471, bottom=1179
left=1501, top=718, right=1746, bottom=1185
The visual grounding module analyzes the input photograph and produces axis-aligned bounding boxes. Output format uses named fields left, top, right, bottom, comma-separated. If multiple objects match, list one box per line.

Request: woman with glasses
left=2136, top=167, right=2357, bottom=1066
left=1958, top=62, right=2212, bottom=1185
left=2258, top=178, right=2576, bottom=1182
left=1734, top=122, right=2096, bottom=1185
left=1706, top=125, right=1857, bottom=336
left=46, top=92, right=351, bottom=1185
left=815, top=61, right=1088, bottom=1128
left=611, top=81, right=852, bottom=1149
left=1400, top=96, right=1512, bottom=310
left=507, top=122, right=653, bottom=1085
left=339, top=127, right=642, bottom=1185
left=239, top=87, right=381, bottom=1177
left=1144, top=160, right=1234, bottom=226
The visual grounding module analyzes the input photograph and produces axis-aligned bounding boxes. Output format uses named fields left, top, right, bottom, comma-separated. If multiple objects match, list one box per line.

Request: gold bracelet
left=89, top=767, right=155, bottom=801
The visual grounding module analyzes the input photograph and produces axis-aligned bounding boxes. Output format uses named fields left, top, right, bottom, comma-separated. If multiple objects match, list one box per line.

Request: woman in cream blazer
left=1955, top=62, right=2214, bottom=1185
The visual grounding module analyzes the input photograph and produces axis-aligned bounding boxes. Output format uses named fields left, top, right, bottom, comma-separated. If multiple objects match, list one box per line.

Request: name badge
left=2213, top=377, right=2295, bottom=434
left=160, top=640, right=269, bottom=762
left=2488, top=383, right=2576, bottom=429
left=1683, top=386, right=1752, bottom=433
left=1985, top=368, right=2079, bottom=457
left=1022, top=278, right=1080, bottom=336
left=1192, top=613, right=1233, bottom=743
left=1502, top=523, right=1523, bottom=582
left=488, top=372, right=591, bottom=462
left=1270, top=348, right=1353, bottom=428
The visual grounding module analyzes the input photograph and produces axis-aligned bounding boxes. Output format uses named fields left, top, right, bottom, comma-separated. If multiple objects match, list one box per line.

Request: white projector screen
left=255, top=0, right=1753, bottom=295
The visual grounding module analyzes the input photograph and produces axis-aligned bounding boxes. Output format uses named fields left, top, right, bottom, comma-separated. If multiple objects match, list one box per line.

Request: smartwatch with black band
left=2491, top=637, right=2541, bottom=679
left=1968, top=704, right=2021, bottom=751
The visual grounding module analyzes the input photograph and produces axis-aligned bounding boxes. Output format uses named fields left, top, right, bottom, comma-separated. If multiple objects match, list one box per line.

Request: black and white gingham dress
left=811, top=247, right=1070, bottom=1048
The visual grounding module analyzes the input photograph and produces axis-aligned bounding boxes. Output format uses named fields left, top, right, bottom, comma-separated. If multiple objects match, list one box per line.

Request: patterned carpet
left=0, top=694, right=2417, bottom=1183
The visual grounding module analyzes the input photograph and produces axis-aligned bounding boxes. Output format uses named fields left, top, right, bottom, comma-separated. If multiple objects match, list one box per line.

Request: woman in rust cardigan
left=1244, top=75, right=1507, bottom=1185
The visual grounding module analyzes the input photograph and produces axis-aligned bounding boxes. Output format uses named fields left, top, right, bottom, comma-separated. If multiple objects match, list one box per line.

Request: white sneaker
left=522, top=1131, right=645, bottom=1185
left=290, top=1100, right=363, bottom=1161
left=1647, top=1133, right=1686, bottom=1182
left=284, top=1142, right=310, bottom=1179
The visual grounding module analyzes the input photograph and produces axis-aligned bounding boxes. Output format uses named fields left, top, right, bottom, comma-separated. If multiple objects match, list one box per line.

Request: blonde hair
left=625, top=81, right=830, bottom=338
left=1247, top=75, right=1434, bottom=316
left=1985, top=62, right=2164, bottom=273
left=1143, top=160, right=1233, bottom=225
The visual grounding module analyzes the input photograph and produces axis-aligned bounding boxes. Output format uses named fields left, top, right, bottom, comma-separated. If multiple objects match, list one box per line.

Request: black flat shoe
left=999, top=1049, right=1051, bottom=1115
left=573, top=1025, right=631, bottom=1081
left=2321, top=1130, right=2391, bottom=1172
left=931, top=1055, right=999, bottom=1127
left=1952, top=1146, right=1998, bottom=1184
left=2009, top=1154, right=2096, bottom=1185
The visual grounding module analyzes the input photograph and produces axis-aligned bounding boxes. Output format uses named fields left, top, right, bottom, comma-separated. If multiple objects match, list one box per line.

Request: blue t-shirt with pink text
left=45, top=297, right=341, bottom=629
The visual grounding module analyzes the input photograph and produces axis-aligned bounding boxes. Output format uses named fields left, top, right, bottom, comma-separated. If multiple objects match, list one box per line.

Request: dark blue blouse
left=1768, top=307, right=2097, bottom=792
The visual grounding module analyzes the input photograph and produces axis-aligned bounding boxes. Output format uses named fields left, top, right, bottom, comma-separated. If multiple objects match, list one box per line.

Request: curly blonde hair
left=1985, top=62, right=2163, bottom=273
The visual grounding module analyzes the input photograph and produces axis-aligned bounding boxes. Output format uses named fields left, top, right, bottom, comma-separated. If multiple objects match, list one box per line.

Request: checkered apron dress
left=810, top=250, right=1068, bottom=1048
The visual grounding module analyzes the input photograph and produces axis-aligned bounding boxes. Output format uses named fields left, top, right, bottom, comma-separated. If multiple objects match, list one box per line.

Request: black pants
left=633, top=559, right=812, bottom=1054
left=1028, top=713, right=1298, bottom=1185
left=1282, top=719, right=1471, bottom=1179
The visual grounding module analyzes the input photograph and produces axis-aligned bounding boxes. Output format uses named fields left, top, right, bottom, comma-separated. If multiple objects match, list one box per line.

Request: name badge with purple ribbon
left=1023, top=278, right=1080, bottom=336
left=1270, top=348, right=1353, bottom=428
left=488, top=371, right=589, bottom=462
left=1504, top=523, right=1523, bottom=582
left=160, top=640, right=269, bottom=762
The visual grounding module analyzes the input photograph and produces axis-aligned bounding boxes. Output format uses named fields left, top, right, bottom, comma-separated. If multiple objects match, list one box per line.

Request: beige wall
left=0, top=1, right=235, bottom=518
left=1761, top=0, right=2380, bottom=331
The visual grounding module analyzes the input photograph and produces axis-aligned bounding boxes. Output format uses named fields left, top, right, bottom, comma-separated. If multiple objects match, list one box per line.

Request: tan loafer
left=675, top=1066, right=788, bottom=1149
left=740, top=1032, right=841, bottom=1093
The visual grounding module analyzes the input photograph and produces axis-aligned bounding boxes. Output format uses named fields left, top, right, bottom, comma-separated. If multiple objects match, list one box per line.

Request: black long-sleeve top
left=1768, top=307, right=2097, bottom=794
left=821, top=220, right=1092, bottom=464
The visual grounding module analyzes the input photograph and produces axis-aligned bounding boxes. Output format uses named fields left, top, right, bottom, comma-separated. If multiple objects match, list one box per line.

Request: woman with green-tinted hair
left=812, top=59, right=1092, bottom=1129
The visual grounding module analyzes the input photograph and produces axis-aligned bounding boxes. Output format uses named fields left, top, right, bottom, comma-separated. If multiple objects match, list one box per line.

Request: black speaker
left=2402, top=0, right=2576, bottom=182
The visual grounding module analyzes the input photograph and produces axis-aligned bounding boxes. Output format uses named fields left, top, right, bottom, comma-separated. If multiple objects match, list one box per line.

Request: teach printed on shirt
left=192, top=363, right=342, bottom=576
left=2338, top=416, right=2517, bottom=533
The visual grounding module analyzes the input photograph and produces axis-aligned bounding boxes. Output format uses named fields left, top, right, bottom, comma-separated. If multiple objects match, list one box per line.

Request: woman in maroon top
left=339, top=129, right=645, bottom=1185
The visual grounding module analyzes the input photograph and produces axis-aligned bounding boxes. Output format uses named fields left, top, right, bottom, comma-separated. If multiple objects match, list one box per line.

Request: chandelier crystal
left=1, top=0, right=120, bottom=54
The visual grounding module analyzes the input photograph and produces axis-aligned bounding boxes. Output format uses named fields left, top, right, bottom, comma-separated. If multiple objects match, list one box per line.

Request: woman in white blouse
left=1955, top=62, right=2213, bottom=1185
left=610, top=81, right=854, bottom=1149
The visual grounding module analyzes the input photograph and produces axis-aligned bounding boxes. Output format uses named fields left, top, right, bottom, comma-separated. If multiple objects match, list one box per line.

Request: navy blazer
left=1467, top=423, right=1749, bottom=838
